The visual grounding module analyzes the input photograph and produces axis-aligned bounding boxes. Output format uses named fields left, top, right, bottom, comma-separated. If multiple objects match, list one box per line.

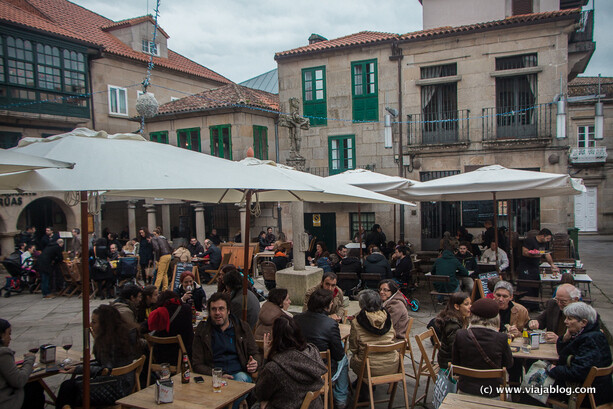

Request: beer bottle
left=181, top=353, right=190, bottom=383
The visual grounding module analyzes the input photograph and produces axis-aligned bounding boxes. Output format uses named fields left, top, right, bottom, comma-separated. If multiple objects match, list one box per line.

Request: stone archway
left=16, top=196, right=77, bottom=241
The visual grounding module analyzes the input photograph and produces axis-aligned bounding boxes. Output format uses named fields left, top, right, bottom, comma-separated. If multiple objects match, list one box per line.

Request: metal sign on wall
left=312, top=214, right=321, bottom=227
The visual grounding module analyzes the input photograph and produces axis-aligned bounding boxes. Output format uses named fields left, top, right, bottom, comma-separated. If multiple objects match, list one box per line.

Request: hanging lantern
left=556, top=96, right=566, bottom=139
left=594, top=101, right=604, bottom=140
left=384, top=114, right=393, bottom=148
left=136, top=92, right=159, bottom=118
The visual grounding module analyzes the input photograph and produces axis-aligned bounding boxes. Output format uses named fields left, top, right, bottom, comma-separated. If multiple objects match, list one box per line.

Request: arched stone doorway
left=17, top=197, right=72, bottom=242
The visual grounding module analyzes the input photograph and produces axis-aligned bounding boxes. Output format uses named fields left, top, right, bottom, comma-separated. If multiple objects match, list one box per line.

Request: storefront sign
left=0, top=193, right=36, bottom=207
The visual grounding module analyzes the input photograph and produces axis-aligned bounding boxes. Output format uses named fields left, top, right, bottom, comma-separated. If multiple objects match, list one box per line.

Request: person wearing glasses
left=528, top=284, right=581, bottom=343
left=378, top=279, right=409, bottom=342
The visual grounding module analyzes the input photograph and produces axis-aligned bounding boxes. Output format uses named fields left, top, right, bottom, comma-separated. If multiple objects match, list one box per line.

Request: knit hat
left=470, top=298, right=499, bottom=319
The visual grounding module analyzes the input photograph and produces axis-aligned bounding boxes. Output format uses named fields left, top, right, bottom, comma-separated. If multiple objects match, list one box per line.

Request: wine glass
left=27, top=339, right=40, bottom=355
left=61, top=335, right=73, bottom=365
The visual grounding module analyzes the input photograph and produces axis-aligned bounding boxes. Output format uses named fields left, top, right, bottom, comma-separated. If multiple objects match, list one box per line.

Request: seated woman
left=0, top=318, right=43, bottom=409
left=175, top=272, right=206, bottom=312
left=378, top=279, right=409, bottom=342
left=434, top=292, right=471, bottom=369
left=148, top=291, right=194, bottom=360
left=272, top=246, right=289, bottom=271
left=255, top=315, right=326, bottom=409
left=548, top=302, right=613, bottom=406
left=136, top=285, right=159, bottom=326
left=55, top=305, right=139, bottom=408
left=452, top=298, right=513, bottom=398
left=254, top=288, right=291, bottom=340
left=349, top=290, right=398, bottom=401
left=308, top=242, right=327, bottom=267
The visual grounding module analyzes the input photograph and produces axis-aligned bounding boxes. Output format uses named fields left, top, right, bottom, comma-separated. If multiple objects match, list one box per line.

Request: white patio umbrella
left=0, top=128, right=412, bottom=408
left=403, top=165, right=586, bottom=273
left=0, top=148, right=74, bottom=174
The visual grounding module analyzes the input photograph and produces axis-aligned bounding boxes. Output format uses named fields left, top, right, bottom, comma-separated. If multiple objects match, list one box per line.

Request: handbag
left=521, top=360, right=555, bottom=404
left=432, top=367, right=457, bottom=409
left=92, top=257, right=112, bottom=280
left=75, top=374, right=127, bottom=406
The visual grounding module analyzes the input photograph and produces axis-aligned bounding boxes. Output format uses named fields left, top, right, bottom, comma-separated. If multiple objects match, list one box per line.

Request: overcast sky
left=71, top=0, right=611, bottom=84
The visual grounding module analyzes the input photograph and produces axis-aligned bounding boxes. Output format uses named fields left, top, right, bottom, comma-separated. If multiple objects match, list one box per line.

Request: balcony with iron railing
left=569, top=146, right=607, bottom=165
left=407, top=109, right=470, bottom=146
left=482, top=103, right=553, bottom=141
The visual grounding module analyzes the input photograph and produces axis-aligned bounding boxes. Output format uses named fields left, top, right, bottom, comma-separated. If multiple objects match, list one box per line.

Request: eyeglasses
left=554, top=297, right=570, bottom=304
left=379, top=288, right=392, bottom=293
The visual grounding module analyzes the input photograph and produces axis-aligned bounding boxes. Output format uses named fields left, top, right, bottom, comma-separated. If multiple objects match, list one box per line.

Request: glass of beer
left=212, top=368, right=223, bottom=392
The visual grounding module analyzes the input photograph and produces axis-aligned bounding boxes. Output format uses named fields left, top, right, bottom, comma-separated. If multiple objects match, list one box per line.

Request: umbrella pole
left=358, top=204, right=363, bottom=260
left=509, top=205, right=514, bottom=280
left=493, top=192, right=499, bottom=274
left=80, top=191, right=90, bottom=409
left=242, top=190, right=252, bottom=322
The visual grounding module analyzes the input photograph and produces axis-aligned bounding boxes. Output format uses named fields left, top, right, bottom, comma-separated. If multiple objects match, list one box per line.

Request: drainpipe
left=275, top=120, right=282, bottom=233
left=390, top=42, right=404, bottom=241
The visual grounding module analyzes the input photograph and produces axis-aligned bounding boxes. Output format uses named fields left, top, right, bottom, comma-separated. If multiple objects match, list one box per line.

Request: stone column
left=192, top=202, right=206, bottom=244
left=161, top=204, right=171, bottom=239
left=291, top=201, right=307, bottom=270
left=127, top=200, right=138, bottom=239
left=238, top=205, right=247, bottom=243
left=143, top=204, right=157, bottom=233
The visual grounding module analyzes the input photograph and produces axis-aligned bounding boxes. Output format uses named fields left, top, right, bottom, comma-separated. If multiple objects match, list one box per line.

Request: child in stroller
left=1, top=246, right=39, bottom=297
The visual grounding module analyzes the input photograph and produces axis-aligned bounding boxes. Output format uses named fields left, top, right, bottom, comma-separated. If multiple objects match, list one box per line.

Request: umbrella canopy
left=403, top=165, right=585, bottom=201
left=325, top=168, right=420, bottom=201
left=0, top=148, right=74, bottom=174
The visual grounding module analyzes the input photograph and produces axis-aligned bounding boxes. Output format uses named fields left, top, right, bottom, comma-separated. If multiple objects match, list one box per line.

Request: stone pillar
left=127, top=200, right=138, bottom=239
left=291, top=201, right=308, bottom=270
left=161, top=204, right=171, bottom=239
left=192, top=202, right=206, bottom=244
left=238, top=205, right=247, bottom=243
left=144, top=204, right=157, bottom=233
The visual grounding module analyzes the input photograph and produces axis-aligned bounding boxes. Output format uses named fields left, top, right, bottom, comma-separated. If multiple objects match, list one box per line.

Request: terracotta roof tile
left=101, top=15, right=169, bottom=39
left=275, top=9, right=580, bottom=59
left=2, top=0, right=231, bottom=84
left=569, top=76, right=613, bottom=98
left=156, top=84, right=279, bottom=116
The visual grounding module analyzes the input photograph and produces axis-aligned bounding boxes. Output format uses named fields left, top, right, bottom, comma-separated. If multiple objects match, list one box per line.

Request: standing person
left=255, top=315, right=326, bottom=409
left=208, top=228, right=222, bottom=246
left=137, top=228, right=154, bottom=284
left=151, top=227, right=172, bottom=291
left=254, top=288, right=292, bottom=340
left=39, top=226, right=59, bottom=251
left=90, top=238, right=113, bottom=300
left=365, top=224, right=386, bottom=250
left=192, top=293, right=260, bottom=409
left=36, top=237, right=63, bottom=299
left=70, top=228, right=81, bottom=258
left=224, top=270, right=261, bottom=329
left=452, top=298, right=513, bottom=398
left=517, top=229, right=559, bottom=305
left=435, top=292, right=471, bottom=369
left=378, top=279, right=410, bottom=342
left=0, top=319, right=41, bottom=409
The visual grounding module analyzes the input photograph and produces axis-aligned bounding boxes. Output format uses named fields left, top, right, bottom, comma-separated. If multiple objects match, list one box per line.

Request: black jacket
left=138, top=237, right=153, bottom=266
left=150, top=303, right=194, bottom=362
left=364, top=253, right=391, bottom=278
left=455, top=251, right=477, bottom=271
left=187, top=241, right=205, bottom=257
left=394, top=256, right=413, bottom=282
left=203, top=244, right=222, bottom=270
left=36, top=241, right=63, bottom=274
left=340, top=257, right=362, bottom=275
left=549, top=321, right=613, bottom=406
left=176, top=285, right=207, bottom=312
left=365, top=231, right=386, bottom=249
left=293, top=311, right=345, bottom=373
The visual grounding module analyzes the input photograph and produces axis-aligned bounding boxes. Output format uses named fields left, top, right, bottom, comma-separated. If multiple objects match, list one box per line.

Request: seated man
left=193, top=292, right=260, bottom=409
left=481, top=242, right=509, bottom=272
left=303, top=272, right=346, bottom=322
left=528, top=284, right=581, bottom=343
left=363, top=246, right=392, bottom=283
left=223, top=270, right=261, bottom=329
left=431, top=249, right=469, bottom=295
left=455, top=241, right=477, bottom=292
left=110, top=284, right=142, bottom=331
left=393, top=245, right=413, bottom=284
left=187, top=237, right=205, bottom=258
left=202, top=239, right=222, bottom=272
left=493, top=280, right=529, bottom=338
left=294, top=288, right=350, bottom=409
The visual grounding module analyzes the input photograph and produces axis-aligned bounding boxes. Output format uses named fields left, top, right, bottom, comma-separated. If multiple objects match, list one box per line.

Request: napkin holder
left=155, top=379, right=173, bottom=404
left=40, top=344, right=56, bottom=364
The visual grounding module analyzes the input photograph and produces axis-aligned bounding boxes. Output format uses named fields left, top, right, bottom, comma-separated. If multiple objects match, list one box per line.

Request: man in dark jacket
left=431, top=249, right=469, bottom=294
left=187, top=237, right=205, bottom=257
left=224, top=270, right=261, bottom=329
left=364, top=247, right=391, bottom=280
left=455, top=242, right=477, bottom=292
left=365, top=224, right=386, bottom=250
left=36, top=238, right=63, bottom=298
left=202, top=239, right=222, bottom=271
left=528, top=284, right=581, bottom=343
left=193, top=292, right=260, bottom=408
left=393, top=245, right=413, bottom=284
left=39, top=226, right=59, bottom=251
left=294, top=288, right=349, bottom=409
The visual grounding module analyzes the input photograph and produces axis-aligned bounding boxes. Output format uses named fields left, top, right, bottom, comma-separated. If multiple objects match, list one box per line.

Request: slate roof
left=0, top=0, right=231, bottom=84
left=239, top=68, right=278, bottom=94
left=275, top=9, right=580, bottom=59
left=155, top=84, right=279, bottom=117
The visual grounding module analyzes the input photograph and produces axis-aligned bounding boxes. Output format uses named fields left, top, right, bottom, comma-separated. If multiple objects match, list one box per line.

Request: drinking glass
left=27, top=339, right=40, bottom=355
left=212, top=368, right=223, bottom=393
left=61, top=335, right=73, bottom=364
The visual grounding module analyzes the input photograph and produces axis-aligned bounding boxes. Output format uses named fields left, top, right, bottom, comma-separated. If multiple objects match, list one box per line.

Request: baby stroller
left=1, top=252, right=36, bottom=297
left=395, top=278, right=420, bottom=312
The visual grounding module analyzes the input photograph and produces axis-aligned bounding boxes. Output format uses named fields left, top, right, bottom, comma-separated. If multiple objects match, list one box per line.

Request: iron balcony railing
left=482, top=103, right=553, bottom=141
left=407, top=109, right=470, bottom=145
left=570, top=10, right=594, bottom=43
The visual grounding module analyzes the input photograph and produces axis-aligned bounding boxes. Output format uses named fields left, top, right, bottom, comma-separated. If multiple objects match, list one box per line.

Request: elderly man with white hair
left=528, top=283, right=581, bottom=343
left=493, top=280, right=529, bottom=338
left=548, top=302, right=613, bottom=406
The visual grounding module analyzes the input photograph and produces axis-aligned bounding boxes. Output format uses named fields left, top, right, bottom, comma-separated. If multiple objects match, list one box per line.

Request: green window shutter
left=302, top=66, right=327, bottom=126
left=177, top=128, right=200, bottom=152
left=328, top=135, right=356, bottom=175
left=351, top=59, right=378, bottom=122
left=253, top=126, right=268, bottom=160
left=149, top=131, right=168, bottom=144
left=209, top=125, right=232, bottom=159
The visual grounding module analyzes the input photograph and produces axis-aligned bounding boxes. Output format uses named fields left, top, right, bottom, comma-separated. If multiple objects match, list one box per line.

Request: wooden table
left=116, top=373, right=255, bottom=409
left=540, top=272, right=593, bottom=300
left=440, top=393, right=543, bottom=408
left=252, top=251, right=275, bottom=277
left=339, top=323, right=350, bottom=342
left=510, top=339, right=558, bottom=361
left=27, top=349, right=85, bottom=405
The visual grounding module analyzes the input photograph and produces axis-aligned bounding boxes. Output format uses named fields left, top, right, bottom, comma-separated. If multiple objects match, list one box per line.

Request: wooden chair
left=516, top=279, right=544, bottom=308
left=411, top=328, right=441, bottom=408
left=404, top=317, right=419, bottom=381
left=144, top=334, right=190, bottom=387
left=111, top=355, right=147, bottom=394
left=425, top=274, right=451, bottom=310
left=319, top=350, right=333, bottom=409
left=300, top=389, right=325, bottom=409
left=206, top=252, right=232, bottom=285
left=450, top=364, right=507, bottom=401
left=547, top=363, right=613, bottom=409
left=352, top=341, right=409, bottom=409
left=260, top=261, right=277, bottom=290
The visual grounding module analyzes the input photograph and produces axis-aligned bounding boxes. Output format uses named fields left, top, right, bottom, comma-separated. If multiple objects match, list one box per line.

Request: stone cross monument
left=279, top=97, right=310, bottom=170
